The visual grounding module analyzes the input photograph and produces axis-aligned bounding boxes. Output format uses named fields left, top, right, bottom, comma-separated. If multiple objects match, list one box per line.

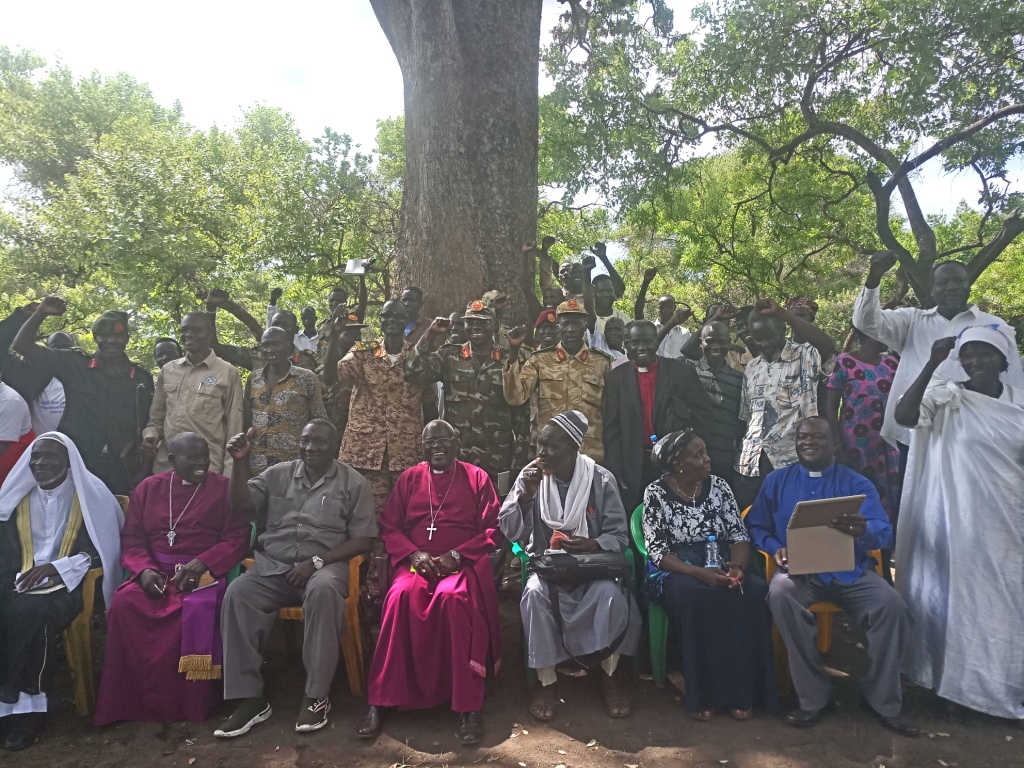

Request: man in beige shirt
left=142, top=312, right=243, bottom=477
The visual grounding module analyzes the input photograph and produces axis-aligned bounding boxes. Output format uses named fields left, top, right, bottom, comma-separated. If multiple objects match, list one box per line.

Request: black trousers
left=0, top=582, right=83, bottom=696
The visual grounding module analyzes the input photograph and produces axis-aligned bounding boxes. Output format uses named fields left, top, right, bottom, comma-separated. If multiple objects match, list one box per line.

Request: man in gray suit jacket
left=604, top=321, right=713, bottom=515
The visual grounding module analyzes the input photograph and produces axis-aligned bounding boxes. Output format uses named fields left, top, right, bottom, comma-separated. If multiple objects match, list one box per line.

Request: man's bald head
left=167, top=431, right=207, bottom=455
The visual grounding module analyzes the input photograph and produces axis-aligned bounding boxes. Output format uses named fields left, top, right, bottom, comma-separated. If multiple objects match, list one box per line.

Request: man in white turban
left=0, top=432, right=123, bottom=750
left=500, top=411, right=640, bottom=723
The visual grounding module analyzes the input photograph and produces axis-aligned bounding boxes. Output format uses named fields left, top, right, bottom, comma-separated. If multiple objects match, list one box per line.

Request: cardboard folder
left=785, top=495, right=865, bottom=575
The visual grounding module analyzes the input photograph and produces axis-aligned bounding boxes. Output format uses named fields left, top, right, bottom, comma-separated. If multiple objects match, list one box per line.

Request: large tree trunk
left=370, top=0, right=543, bottom=323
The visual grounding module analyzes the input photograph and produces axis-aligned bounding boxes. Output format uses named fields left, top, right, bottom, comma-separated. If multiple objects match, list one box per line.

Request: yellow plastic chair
left=241, top=555, right=366, bottom=696
left=741, top=506, right=883, bottom=694
left=62, top=494, right=129, bottom=716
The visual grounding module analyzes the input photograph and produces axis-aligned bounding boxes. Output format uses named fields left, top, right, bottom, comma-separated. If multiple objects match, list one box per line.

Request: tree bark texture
left=370, top=0, right=543, bottom=323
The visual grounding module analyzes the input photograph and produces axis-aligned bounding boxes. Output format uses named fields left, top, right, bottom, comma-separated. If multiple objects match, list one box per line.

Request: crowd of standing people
left=0, top=243, right=1021, bottom=751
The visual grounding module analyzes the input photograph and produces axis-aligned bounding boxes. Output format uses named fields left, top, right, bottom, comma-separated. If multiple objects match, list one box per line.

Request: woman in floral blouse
left=641, top=430, right=777, bottom=722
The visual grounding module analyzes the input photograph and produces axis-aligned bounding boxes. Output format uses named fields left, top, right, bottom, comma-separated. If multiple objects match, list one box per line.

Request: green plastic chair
left=630, top=503, right=669, bottom=688
left=511, top=538, right=637, bottom=687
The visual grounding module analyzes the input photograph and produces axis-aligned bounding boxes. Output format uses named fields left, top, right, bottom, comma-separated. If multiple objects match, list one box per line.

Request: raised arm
left=207, top=289, right=264, bottom=343
left=321, top=310, right=359, bottom=387
left=634, top=267, right=656, bottom=320
left=226, top=429, right=256, bottom=510
left=354, top=274, right=368, bottom=321
left=520, top=242, right=544, bottom=320
left=537, top=235, right=557, bottom=291
left=756, top=298, right=837, bottom=359
left=403, top=318, right=450, bottom=385
left=894, top=337, right=955, bottom=427
left=852, top=251, right=912, bottom=353
left=12, top=296, right=67, bottom=362
left=581, top=254, right=598, bottom=333
left=592, top=242, right=626, bottom=298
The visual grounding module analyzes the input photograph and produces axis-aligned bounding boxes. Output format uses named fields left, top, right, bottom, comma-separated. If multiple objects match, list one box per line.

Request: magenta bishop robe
left=367, top=460, right=502, bottom=713
left=94, top=471, right=250, bottom=724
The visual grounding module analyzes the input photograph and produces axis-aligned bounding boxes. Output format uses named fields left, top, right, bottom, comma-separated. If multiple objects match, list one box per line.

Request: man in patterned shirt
left=244, top=327, right=327, bottom=474
left=736, top=299, right=837, bottom=501
left=326, top=300, right=424, bottom=512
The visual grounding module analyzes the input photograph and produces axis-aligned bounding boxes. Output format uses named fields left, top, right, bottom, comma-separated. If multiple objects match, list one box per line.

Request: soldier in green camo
left=404, top=300, right=528, bottom=484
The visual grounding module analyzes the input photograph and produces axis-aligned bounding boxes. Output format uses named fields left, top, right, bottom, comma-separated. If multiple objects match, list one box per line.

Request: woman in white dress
left=895, top=325, right=1024, bottom=720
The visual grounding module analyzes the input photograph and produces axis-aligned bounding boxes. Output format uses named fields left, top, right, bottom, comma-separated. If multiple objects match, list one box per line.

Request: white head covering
left=0, top=432, right=124, bottom=607
left=956, top=324, right=1016, bottom=363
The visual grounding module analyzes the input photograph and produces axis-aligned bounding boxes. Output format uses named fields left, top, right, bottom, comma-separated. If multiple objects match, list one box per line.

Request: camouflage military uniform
left=404, top=340, right=527, bottom=481
left=503, top=341, right=612, bottom=464
left=338, top=339, right=424, bottom=512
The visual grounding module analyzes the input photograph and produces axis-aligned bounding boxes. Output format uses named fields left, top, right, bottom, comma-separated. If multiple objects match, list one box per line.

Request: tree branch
left=965, top=208, right=1024, bottom=284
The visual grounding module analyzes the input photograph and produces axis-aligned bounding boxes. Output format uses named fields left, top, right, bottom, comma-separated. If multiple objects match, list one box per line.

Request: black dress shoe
left=862, top=701, right=919, bottom=737
left=458, top=711, right=484, bottom=745
left=356, top=705, right=383, bottom=739
left=4, top=714, right=43, bottom=751
left=785, top=704, right=829, bottom=727
left=0, top=685, right=21, bottom=705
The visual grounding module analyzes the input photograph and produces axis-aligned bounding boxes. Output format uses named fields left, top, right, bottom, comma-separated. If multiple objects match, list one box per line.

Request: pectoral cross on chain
left=167, top=530, right=177, bottom=547
left=426, top=523, right=437, bottom=540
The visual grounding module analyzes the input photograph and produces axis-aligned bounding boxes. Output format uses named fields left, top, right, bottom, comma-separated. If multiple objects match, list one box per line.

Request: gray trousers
left=222, top=563, right=348, bottom=700
left=767, top=570, right=906, bottom=716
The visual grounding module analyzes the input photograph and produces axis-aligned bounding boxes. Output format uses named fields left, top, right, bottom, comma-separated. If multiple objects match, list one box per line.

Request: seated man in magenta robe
left=357, top=420, right=501, bottom=746
left=95, top=432, right=251, bottom=725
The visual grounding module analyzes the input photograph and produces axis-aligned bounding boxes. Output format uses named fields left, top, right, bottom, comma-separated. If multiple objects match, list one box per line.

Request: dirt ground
left=5, top=571, right=1022, bottom=768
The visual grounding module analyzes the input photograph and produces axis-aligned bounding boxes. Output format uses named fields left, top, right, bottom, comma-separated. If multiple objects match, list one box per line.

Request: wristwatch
left=449, top=550, right=462, bottom=566
left=311, top=556, right=325, bottom=570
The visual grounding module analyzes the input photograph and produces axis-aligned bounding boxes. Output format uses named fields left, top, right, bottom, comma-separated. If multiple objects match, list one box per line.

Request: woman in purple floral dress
left=824, top=330, right=901, bottom=521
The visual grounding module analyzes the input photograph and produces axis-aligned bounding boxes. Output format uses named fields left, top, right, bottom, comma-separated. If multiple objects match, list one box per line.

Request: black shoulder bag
left=530, top=550, right=633, bottom=668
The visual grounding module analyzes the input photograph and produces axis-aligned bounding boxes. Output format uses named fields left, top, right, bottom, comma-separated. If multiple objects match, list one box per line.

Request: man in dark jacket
left=604, top=320, right=712, bottom=515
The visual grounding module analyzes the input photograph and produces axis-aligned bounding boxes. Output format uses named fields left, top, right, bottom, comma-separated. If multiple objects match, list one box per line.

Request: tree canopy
left=542, top=0, right=1024, bottom=307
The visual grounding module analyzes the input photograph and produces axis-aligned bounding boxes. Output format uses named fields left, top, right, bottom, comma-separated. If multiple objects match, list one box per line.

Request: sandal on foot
left=687, top=707, right=715, bottom=722
left=528, top=685, right=557, bottom=722
left=598, top=672, right=633, bottom=719
left=729, top=707, right=754, bottom=721
left=458, top=711, right=484, bottom=745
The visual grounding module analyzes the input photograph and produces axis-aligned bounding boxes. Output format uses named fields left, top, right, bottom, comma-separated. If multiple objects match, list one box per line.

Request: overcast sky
left=3, top=0, right=1015, bottom=220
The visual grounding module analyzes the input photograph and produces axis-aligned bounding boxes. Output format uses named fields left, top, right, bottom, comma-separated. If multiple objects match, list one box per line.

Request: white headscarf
left=538, top=411, right=595, bottom=537
left=0, top=432, right=124, bottom=607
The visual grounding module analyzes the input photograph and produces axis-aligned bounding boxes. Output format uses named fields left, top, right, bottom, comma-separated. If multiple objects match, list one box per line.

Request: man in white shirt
left=267, top=288, right=318, bottom=353
left=0, top=383, right=34, bottom=486
left=852, top=252, right=1023, bottom=461
left=0, top=306, right=74, bottom=435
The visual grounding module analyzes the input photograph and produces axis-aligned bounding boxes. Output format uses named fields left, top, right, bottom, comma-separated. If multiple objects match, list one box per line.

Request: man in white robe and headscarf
left=0, top=432, right=123, bottom=751
left=500, top=410, right=640, bottom=723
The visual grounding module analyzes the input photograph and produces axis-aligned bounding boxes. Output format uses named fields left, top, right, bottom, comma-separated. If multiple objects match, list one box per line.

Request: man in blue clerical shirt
left=746, top=416, right=918, bottom=737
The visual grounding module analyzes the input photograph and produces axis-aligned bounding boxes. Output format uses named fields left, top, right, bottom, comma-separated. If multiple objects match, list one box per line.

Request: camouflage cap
left=555, top=298, right=588, bottom=317
left=463, top=299, right=495, bottom=321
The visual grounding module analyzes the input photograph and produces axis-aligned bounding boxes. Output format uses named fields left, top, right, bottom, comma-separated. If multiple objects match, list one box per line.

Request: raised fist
left=868, top=250, right=898, bottom=279
left=37, top=296, right=67, bottom=317
left=541, top=236, right=557, bottom=251
left=507, top=326, right=528, bottom=348
left=581, top=254, right=597, bottom=271
left=929, top=336, right=956, bottom=367
left=428, top=317, right=452, bottom=336
left=754, top=297, right=783, bottom=316
left=205, top=289, right=230, bottom=310
left=270, top=287, right=283, bottom=305
left=643, top=267, right=658, bottom=282
left=592, top=242, right=607, bottom=257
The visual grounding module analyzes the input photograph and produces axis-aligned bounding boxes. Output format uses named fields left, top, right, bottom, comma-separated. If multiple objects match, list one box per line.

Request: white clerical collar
left=637, top=366, right=649, bottom=373
left=808, top=471, right=822, bottom=478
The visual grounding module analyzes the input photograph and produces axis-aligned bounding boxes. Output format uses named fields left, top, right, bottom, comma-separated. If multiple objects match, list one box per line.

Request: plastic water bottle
left=704, top=536, right=721, bottom=569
